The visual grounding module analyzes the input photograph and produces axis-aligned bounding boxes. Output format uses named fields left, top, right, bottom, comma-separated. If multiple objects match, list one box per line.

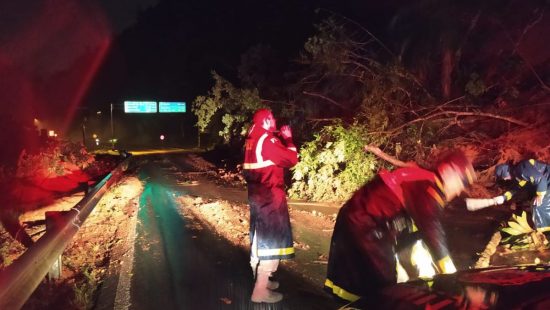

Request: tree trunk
left=441, top=48, right=454, bottom=100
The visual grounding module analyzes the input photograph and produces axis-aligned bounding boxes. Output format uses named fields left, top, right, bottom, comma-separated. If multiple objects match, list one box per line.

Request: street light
left=110, top=103, right=115, bottom=150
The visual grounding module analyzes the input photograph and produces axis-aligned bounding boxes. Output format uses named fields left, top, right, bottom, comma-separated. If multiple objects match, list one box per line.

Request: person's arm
left=261, top=130, right=298, bottom=168
left=466, top=181, right=519, bottom=211
left=403, top=182, right=452, bottom=271
left=530, top=163, right=547, bottom=206
left=465, top=195, right=506, bottom=211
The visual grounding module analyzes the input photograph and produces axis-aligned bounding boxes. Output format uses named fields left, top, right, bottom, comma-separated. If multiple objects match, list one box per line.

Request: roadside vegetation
left=0, top=1, right=548, bottom=307
left=193, top=2, right=549, bottom=202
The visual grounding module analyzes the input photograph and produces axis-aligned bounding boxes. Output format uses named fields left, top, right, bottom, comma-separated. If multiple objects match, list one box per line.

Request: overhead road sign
left=124, top=101, right=157, bottom=113
left=159, top=101, right=186, bottom=113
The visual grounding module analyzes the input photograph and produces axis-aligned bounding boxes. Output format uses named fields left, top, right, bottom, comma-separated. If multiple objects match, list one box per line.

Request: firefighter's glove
left=437, top=255, right=457, bottom=274
left=533, top=194, right=544, bottom=207
left=492, top=195, right=505, bottom=205
left=466, top=198, right=499, bottom=211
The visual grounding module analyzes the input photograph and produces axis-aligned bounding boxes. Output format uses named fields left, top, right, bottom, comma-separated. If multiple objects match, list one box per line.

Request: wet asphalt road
left=125, top=154, right=337, bottom=310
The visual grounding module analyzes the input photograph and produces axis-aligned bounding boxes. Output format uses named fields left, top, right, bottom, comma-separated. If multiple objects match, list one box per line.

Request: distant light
left=95, top=138, right=100, bottom=146
left=48, top=130, right=55, bottom=137
left=92, top=133, right=98, bottom=139
left=97, top=111, right=102, bottom=115
left=160, top=134, right=165, bottom=141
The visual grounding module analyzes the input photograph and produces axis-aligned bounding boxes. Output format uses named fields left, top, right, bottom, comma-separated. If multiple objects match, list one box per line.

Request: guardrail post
left=45, top=211, right=68, bottom=280
left=0, top=154, right=132, bottom=309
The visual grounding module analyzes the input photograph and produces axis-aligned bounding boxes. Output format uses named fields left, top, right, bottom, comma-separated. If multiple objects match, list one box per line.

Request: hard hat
left=436, top=150, right=476, bottom=187
left=494, top=163, right=511, bottom=180
left=252, top=108, right=272, bottom=125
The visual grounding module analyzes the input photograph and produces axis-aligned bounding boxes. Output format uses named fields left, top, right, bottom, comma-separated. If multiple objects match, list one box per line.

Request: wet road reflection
left=127, top=156, right=337, bottom=309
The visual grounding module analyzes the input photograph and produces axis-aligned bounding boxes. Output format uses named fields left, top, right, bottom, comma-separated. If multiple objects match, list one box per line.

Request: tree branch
left=319, top=8, right=396, bottom=58
left=380, top=110, right=529, bottom=136
left=364, top=145, right=418, bottom=168
left=302, top=91, right=351, bottom=111
left=497, top=10, right=550, bottom=93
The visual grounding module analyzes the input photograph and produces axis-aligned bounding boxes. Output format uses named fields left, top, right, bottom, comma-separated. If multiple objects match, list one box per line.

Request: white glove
left=492, top=195, right=505, bottom=205
left=465, top=198, right=493, bottom=211
left=533, top=195, right=544, bottom=207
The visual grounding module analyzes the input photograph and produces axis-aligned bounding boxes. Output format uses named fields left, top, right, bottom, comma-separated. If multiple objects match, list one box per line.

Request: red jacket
left=243, top=125, right=298, bottom=187
left=325, top=167, right=449, bottom=301
left=243, top=124, right=298, bottom=260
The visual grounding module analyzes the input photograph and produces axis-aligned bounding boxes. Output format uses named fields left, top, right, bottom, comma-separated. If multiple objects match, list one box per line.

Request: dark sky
left=4, top=0, right=545, bottom=138
left=0, top=0, right=343, bottom=130
left=0, top=0, right=365, bottom=141
left=97, top=0, right=160, bottom=33
left=1, top=0, right=547, bottom=148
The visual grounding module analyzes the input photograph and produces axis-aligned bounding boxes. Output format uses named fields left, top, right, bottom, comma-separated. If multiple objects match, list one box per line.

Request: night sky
left=1, top=0, right=547, bottom=147
left=0, top=0, right=388, bottom=145
left=0, top=0, right=330, bottom=135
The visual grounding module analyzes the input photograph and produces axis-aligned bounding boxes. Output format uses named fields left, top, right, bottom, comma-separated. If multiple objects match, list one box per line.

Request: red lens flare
left=0, top=0, right=113, bottom=136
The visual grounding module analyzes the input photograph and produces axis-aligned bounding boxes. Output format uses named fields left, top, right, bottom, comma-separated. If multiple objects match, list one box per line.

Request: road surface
left=109, top=153, right=337, bottom=309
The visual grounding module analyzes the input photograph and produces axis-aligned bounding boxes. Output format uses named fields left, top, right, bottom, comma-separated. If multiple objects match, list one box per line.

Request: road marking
left=114, top=200, right=139, bottom=310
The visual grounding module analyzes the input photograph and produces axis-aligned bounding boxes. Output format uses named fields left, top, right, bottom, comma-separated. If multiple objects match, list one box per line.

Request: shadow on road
left=129, top=157, right=337, bottom=309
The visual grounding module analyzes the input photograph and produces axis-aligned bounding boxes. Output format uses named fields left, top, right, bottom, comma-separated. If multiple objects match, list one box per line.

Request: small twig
left=302, top=91, right=351, bottom=111
left=313, top=260, right=328, bottom=265
left=306, top=118, right=340, bottom=122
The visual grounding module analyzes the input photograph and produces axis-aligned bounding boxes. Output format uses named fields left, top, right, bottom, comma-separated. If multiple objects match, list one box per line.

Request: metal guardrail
left=0, top=154, right=132, bottom=309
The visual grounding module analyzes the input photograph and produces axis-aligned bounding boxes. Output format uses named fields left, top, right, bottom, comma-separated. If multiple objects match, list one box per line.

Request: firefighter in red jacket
left=243, top=108, right=298, bottom=303
left=325, top=151, right=475, bottom=304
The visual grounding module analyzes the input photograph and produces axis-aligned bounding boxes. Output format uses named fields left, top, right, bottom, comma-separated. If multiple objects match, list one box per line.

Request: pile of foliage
left=193, top=2, right=549, bottom=201
left=289, top=122, right=379, bottom=201
left=16, top=139, right=94, bottom=179
left=192, top=72, right=265, bottom=148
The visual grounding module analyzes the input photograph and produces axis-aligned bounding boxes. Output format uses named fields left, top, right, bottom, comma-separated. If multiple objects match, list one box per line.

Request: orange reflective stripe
left=434, top=177, right=444, bottom=192
left=427, top=187, right=445, bottom=208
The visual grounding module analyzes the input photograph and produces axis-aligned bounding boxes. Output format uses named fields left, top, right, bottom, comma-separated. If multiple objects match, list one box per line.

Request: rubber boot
left=267, top=278, right=279, bottom=290
left=251, top=260, right=279, bottom=289
left=250, top=260, right=258, bottom=279
left=251, top=260, right=283, bottom=303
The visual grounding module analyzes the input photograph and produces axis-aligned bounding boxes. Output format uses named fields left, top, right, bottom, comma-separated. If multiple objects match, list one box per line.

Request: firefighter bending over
left=243, top=108, right=298, bottom=303
left=324, top=150, right=475, bottom=304
left=466, top=159, right=550, bottom=229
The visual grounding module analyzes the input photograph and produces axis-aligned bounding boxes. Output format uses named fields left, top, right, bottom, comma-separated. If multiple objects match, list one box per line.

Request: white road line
left=114, top=201, right=139, bottom=310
